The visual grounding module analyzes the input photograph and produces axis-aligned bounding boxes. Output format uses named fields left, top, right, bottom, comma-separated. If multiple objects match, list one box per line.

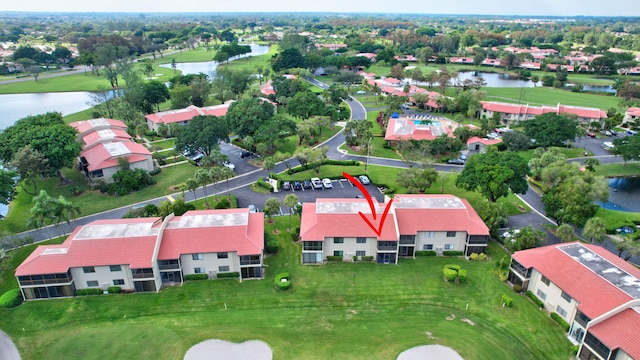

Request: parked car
left=628, top=129, right=638, bottom=135
left=322, top=178, right=333, bottom=189
left=240, top=151, right=252, bottom=158
left=586, top=131, right=596, bottom=138
left=358, top=175, right=370, bottom=185
left=292, top=181, right=302, bottom=190
left=610, top=130, right=617, bottom=136
left=302, top=179, right=312, bottom=189
left=248, top=204, right=258, bottom=213
left=603, top=142, right=615, bottom=150
left=222, top=161, right=235, bottom=170
left=281, top=181, right=291, bottom=191
left=311, top=177, right=323, bottom=189
left=447, top=158, right=465, bottom=165
left=602, top=130, right=612, bottom=136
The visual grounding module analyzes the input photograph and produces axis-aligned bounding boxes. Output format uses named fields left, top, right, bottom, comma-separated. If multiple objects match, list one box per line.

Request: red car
left=586, top=131, right=596, bottom=138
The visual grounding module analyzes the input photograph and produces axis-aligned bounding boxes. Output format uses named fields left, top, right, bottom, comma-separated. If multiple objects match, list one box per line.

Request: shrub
left=513, top=284, right=523, bottom=293
left=416, top=250, right=437, bottom=256
left=76, top=288, right=103, bottom=296
left=458, top=268, right=467, bottom=283
left=443, top=268, right=458, bottom=282
left=469, top=253, right=479, bottom=261
left=478, top=253, right=488, bottom=261
left=353, top=255, right=358, bottom=261
left=215, top=198, right=231, bottom=209
left=264, top=232, right=279, bottom=254
left=107, top=286, right=121, bottom=294
left=256, top=178, right=274, bottom=192
left=501, top=294, right=513, bottom=307
left=0, top=289, right=23, bottom=308
left=217, top=272, right=240, bottom=279
left=361, top=256, right=374, bottom=261
left=149, top=168, right=162, bottom=176
left=327, top=256, right=343, bottom=261
left=443, top=251, right=464, bottom=256
left=571, top=345, right=580, bottom=355
left=550, top=312, right=570, bottom=332
left=526, top=290, right=545, bottom=309
left=274, top=272, right=291, bottom=290
left=184, top=274, right=209, bottom=281
left=444, top=264, right=461, bottom=271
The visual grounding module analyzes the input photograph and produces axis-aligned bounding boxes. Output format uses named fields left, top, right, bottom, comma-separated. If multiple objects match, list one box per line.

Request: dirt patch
left=461, top=318, right=475, bottom=326
left=445, top=314, right=456, bottom=321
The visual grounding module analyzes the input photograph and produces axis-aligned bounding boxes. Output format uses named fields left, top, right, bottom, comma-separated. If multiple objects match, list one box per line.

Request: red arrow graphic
left=342, top=172, right=393, bottom=237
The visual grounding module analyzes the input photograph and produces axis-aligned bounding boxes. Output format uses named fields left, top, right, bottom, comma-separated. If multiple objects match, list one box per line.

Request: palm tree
left=185, top=178, right=199, bottom=202
left=583, top=217, right=607, bottom=244
left=27, top=190, right=55, bottom=242
left=555, top=224, right=575, bottom=242
left=55, top=195, right=81, bottom=229
left=208, top=167, right=224, bottom=201
left=218, top=167, right=235, bottom=198
left=283, top=193, right=299, bottom=231
left=195, top=169, right=211, bottom=207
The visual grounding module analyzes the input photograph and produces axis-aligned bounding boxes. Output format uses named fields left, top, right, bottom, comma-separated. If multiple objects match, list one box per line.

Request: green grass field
left=0, top=217, right=571, bottom=360
left=481, top=87, right=620, bottom=109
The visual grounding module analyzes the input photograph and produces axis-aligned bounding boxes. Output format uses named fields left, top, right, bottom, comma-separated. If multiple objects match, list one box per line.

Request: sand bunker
left=184, top=339, right=272, bottom=360
left=0, top=330, right=21, bottom=360
left=397, top=344, right=463, bottom=360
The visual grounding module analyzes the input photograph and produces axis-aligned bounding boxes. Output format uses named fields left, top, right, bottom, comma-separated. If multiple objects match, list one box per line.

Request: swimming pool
left=414, top=120, right=441, bottom=127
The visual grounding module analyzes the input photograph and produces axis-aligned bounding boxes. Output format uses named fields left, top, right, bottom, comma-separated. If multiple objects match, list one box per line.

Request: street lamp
left=365, top=137, right=372, bottom=173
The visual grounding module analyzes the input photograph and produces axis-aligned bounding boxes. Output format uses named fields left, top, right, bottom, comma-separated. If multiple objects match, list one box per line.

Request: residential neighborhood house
left=384, top=113, right=456, bottom=144
left=15, top=208, right=265, bottom=300
left=144, top=103, right=231, bottom=133
left=480, top=101, right=607, bottom=125
left=509, top=242, right=640, bottom=360
left=299, top=195, right=489, bottom=264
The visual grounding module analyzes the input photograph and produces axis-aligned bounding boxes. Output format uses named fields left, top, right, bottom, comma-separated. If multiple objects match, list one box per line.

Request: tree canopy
left=396, top=167, right=438, bottom=193
left=226, top=98, right=275, bottom=138
left=455, top=149, right=530, bottom=202
left=523, top=113, right=578, bottom=148
left=175, top=115, right=229, bottom=156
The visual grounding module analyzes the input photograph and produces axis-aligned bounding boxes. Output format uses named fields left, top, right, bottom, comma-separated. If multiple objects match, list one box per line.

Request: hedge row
left=443, top=264, right=467, bottom=283
left=443, top=268, right=458, bottom=282
left=107, top=286, right=121, bottom=294
left=361, top=256, right=374, bottom=261
left=265, top=232, right=279, bottom=254
left=285, top=159, right=360, bottom=175
left=526, top=290, right=545, bottom=308
left=76, top=288, right=103, bottom=296
left=274, top=272, right=291, bottom=290
left=184, top=274, right=209, bottom=281
left=550, top=313, right=570, bottom=332
left=326, top=256, right=343, bottom=261
left=458, top=268, right=467, bottom=283
left=501, top=294, right=513, bottom=307
left=256, top=178, right=274, bottom=192
left=415, top=250, right=437, bottom=256
left=443, top=251, right=465, bottom=256
left=217, top=272, right=240, bottom=279
left=0, top=289, right=23, bottom=308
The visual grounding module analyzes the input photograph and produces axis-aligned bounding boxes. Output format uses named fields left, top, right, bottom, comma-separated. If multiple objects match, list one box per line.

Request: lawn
left=0, top=164, right=197, bottom=234
left=596, top=207, right=640, bottom=233
left=340, top=137, right=401, bottom=160
left=593, top=162, right=640, bottom=177
left=481, top=87, right=620, bottom=110
left=516, top=146, right=588, bottom=164
left=0, top=217, right=571, bottom=360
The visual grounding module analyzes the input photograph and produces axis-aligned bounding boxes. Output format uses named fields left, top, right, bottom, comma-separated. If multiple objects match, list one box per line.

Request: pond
left=0, top=44, right=270, bottom=130
left=598, top=177, right=640, bottom=212
left=159, top=43, right=270, bottom=76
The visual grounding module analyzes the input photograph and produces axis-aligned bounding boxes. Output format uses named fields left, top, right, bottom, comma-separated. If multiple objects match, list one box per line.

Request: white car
left=322, top=178, right=333, bottom=189
left=311, top=177, right=323, bottom=189
left=358, top=175, right=370, bottom=185
left=502, top=229, right=521, bottom=239
left=223, top=161, right=235, bottom=170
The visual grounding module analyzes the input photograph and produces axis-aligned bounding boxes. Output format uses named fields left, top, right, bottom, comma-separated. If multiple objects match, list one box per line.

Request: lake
left=598, top=177, right=640, bottom=212
left=0, top=44, right=271, bottom=129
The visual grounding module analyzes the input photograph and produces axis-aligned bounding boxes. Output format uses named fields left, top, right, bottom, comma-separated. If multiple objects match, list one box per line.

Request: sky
left=2, top=0, right=639, bottom=17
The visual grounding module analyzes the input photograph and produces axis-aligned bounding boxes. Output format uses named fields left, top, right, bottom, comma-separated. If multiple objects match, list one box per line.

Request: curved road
left=9, top=78, right=639, bottom=265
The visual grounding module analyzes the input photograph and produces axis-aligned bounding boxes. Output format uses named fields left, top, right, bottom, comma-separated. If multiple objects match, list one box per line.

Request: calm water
left=159, top=43, right=270, bottom=76
left=598, top=177, right=640, bottom=212
left=0, top=44, right=271, bottom=130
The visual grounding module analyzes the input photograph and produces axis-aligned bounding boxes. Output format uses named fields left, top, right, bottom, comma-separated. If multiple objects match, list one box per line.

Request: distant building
left=384, top=113, right=455, bottom=144
left=144, top=104, right=231, bottom=133
left=480, top=101, right=607, bottom=125
left=466, top=136, right=502, bottom=152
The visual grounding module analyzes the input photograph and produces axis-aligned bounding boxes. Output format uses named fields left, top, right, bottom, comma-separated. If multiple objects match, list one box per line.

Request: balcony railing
left=158, top=260, right=180, bottom=270
left=377, top=246, right=398, bottom=251
left=18, top=273, right=72, bottom=286
left=131, top=268, right=155, bottom=279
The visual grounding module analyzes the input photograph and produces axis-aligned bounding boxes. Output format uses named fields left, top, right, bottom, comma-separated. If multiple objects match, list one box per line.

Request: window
left=192, top=254, right=204, bottom=260
left=333, top=237, right=344, bottom=244
left=217, top=252, right=228, bottom=259
left=423, top=244, right=433, bottom=250
left=194, top=267, right=205, bottom=274
left=333, top=251, right=343, bottom=257
left=109, top=265, right=121, bottom=272
left=356, top=251, right=366, bottom=257
left=83, top=266, right=95, bottom=273
left=356, top=237, right=366, bottom=244
left=86, top=280, right=99, bottom=287
left=536, top=289, right=547, bottom=301
left=444, top=244, right=454, bottom=250
left=218, top=266, right=230, bottom=272
left=303, top=242, right=322, bottom=251
left=541, top=275, right=550, bottom=286
left=425, top=232, right=435, bottom=238
left=113, top=279, right=125, bottom=286
left=556, top=305, right=567, bottom=318
left=446, top=231, right=456, bottom=238
left=561, top=291, right=572, bottom=303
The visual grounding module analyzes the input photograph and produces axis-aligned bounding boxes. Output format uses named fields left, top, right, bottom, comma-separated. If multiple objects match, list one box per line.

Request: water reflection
left=160, top=43, right=270, bottom=77
left=598, top=177, right=640, bottom=212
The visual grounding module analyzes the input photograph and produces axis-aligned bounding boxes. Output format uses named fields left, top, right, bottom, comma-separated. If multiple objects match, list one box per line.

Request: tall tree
left=263, top=197, right=281, bottom=233
left=283, top=193, right=299, bottom=231
left=0, top=169, right=16, bottom=206
left=396, top=167, right=438, bottom=193
left=287, top=91, right=326, bottom=119
left=226, top=98, right=275, bottom=138
left=456, top=149, right=530, bottom=202
left=10, top=145, right=49, bottom=195
left=583, top=217, right=607, bottom=244
left=175, top=115, right=229, bottom=156
left=555, top=224, right=575, bottom=242
left=523, top=113, right=578, bottom=148
left=185, top=178, right=199, bottom=203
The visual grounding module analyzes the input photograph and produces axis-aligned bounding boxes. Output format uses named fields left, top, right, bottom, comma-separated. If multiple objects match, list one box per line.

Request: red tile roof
left=144, top=104, right=230, bottom=125
left=81, top=128, right=132, bottom=147
left=69, top=118, right=127, bottom=134
left=481, top=101, right=607, bottom=119
left=15, top=218, right=163, bottom=275
left=626, top=107, right=640, bottom=117
left=385, top=116, right=455, bottom=141
left=81, top=141, right=151, bottom=172
left=159, top=209, right=264, bottom=258
left=513, top=242, right=640, bottom=319
left=466, top=136, right=502, bottom=146
left=300, top=199, right=399, bottom=241
left=393, top=195, right=489, bottom=236
left=588, top=308, right=640, bottom=359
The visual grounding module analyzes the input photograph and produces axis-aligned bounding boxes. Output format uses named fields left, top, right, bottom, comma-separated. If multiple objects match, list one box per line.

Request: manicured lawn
left=147, top=138, right=176, bottom=151
left=593, top=162, right=640, bottom=177
left=596, top=207, right=640, bottom=233
left=0, top=164, right=197, bottom=234
left=482, top=87, right=619, bottom=110
left=516, top=146, right=588, bottom=164
left=0, top=217, right=571, bottom=359
left=340, top=137, right=401, bottom=160
left=214, top=46, right=276, bottom=73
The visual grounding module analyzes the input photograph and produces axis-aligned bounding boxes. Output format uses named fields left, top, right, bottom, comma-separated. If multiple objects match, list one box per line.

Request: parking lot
left=235, top=177, right=386, bottom=215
